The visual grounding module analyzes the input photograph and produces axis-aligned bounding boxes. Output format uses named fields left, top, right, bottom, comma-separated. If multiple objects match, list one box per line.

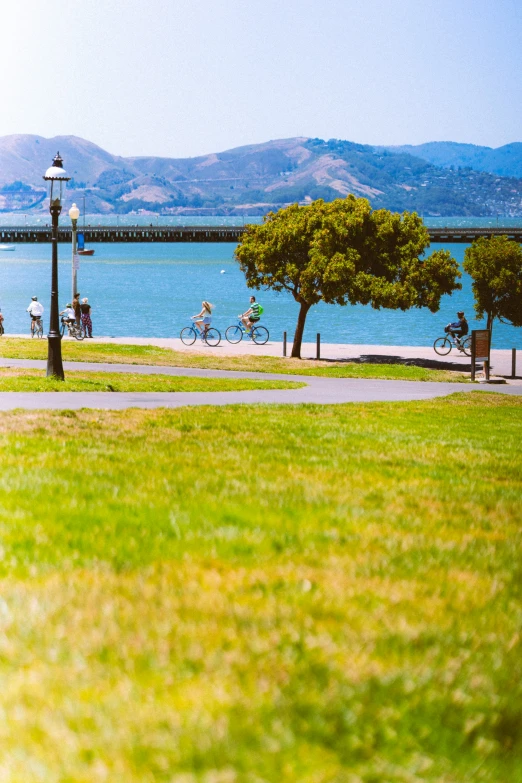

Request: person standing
left=72, top=292, right=81, bottom=326
left=80, top=297, right=93, bottom=338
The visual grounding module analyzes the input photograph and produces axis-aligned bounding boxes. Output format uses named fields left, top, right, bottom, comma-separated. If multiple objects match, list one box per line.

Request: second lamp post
left=69, top=202, right=80, bottom=300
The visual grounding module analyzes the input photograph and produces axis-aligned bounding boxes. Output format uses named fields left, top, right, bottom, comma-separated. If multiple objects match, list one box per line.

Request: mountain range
left=383, top=141, right=522, bottom=179
left=1, top=134, right=522, bottom=217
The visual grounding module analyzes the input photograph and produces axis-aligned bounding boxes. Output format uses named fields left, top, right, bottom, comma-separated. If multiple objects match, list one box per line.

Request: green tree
left=235, top=196, right=461, bottom=357
left=463, top=235, right=522, bottom=338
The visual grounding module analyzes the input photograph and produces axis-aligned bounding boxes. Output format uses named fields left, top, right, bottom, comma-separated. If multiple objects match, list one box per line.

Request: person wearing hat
left=26, top=296, right=44, bottom=336
left=444, top=310, right=468, bottom=350
left=59, top=303, right=76, bottom=336
left=80, top=297, right=93, bottom=338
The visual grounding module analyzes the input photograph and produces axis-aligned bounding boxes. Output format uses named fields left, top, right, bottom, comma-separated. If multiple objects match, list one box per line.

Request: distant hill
left=384, top=141, right=522, bottom=178
left=1, top=134, right=522, bottom=216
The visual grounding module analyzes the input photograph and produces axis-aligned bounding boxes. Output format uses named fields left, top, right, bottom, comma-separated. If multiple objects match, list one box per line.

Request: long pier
left=0, top=225, right=245, bottom=244
left=428, top=227, right=522, bottom=243
left=1, top=225, right=522, bottom=244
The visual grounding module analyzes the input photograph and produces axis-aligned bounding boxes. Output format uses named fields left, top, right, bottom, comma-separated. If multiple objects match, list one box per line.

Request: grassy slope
left=0, top=393, right=520, bottom=781
left=0, top=339, right=469, bottom=382
left=0, top=368, right=302, bottom=392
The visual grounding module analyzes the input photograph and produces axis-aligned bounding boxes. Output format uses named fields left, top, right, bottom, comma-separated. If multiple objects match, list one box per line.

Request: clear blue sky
left=3, top=0, right=521, bottom=158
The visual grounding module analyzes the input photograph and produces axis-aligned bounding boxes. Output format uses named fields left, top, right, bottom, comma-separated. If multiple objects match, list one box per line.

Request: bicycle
left=60, top=318, right=85, bottom=341
left=31, top=317, right=43, bottom=339
left=433, top=333, right=472, bottom=357
left=180, top=318, right=221, bottom=347
left=225, top=318, right=269, bottom=345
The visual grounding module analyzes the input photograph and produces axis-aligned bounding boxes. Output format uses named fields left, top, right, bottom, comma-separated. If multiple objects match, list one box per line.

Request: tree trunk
left=487, top=311, right=494, bottom=341
left=291, top=301, right=311, bottom=358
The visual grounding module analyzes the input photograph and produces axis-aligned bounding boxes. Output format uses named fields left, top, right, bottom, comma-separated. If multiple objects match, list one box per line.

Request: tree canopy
left=463, top=235, right=522, bottom=337
left=235, top=196, right=461, bottom=357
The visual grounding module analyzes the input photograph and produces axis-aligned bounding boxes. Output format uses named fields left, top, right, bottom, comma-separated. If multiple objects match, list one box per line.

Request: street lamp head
left=69, top=203, right=80, bottom=222
left=43, top=152, right=70, bottom=211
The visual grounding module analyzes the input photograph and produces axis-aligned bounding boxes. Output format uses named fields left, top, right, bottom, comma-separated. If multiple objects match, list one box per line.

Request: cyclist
left=193, top=301, right=214, bottom=336
left=59, top=303, right=76, bottom=335
left=240, top=296, right=263, bottom=333
left=26, top=296, right=44, bottom=335
left=444, top=311, right=468, bottom=350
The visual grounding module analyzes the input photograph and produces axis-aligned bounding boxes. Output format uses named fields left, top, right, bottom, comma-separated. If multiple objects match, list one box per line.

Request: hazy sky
left=2, top=0, right=521, bottom=158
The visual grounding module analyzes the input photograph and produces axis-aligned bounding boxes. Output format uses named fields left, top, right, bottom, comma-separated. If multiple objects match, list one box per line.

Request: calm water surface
left=0, top=217, right=520, bottom=348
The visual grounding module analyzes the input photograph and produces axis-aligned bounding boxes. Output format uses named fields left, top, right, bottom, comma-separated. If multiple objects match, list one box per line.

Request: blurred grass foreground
left=0, top=393, right=520, bottom=781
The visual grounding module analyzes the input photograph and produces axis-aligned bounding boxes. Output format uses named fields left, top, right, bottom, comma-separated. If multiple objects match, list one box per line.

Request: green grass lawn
left=0, top=368, right=303, bottom=392
left=0, top=393, right=520, bottom=781
left=0, top=338, right=470, bottom=382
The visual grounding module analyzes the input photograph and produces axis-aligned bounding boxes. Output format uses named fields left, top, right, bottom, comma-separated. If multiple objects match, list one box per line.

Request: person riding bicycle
left=240, top=296, right=263, bottom=333
left=444, top=311, right=468, bottom=348
left=59, top=303, right=76, bottom=335
left=27, top=296, right=44, bottom=334
left=193, top=301, right=214, bottom=336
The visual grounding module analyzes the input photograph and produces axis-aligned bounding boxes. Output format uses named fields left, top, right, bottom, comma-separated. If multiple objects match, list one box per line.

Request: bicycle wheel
left=180, top=326, right=197, bottom=346
left=251, top=325, right=269, bottom=345
left=433, top=336, right=451, bottom=355
left=204, top=327, right=221, bottom=347
left=225, top=325, right=243, bottom=344
left=60, top=322, right=66, bottom=337
left=73, top=327, right=85, bottom=341
left=461, top=336, right=472, bottom=357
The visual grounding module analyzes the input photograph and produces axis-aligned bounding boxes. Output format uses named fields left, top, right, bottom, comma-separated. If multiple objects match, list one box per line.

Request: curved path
left=0, top=358, right=520, bottom=410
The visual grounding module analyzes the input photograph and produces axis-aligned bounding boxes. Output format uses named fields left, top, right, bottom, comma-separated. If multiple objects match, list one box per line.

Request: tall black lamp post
left=43, top=153, right=70, bottom=379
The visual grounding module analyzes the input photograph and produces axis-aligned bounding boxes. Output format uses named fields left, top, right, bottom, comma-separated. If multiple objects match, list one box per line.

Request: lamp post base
left=46, top=334, right=64, bottom=380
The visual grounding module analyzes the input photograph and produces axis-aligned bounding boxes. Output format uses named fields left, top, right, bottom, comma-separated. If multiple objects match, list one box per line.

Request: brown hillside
left=1, top=134, right=521, bottom=216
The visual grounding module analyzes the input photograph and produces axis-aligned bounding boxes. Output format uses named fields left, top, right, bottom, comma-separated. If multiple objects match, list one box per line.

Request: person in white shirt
left=26, top=296, right=44, bottom=335
left=59, top=303, right=76, bottom=335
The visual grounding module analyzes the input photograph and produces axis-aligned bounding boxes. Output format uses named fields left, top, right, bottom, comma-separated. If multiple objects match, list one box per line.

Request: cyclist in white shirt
left=59, top=303, right=76, bottom=335
left=27, top=296, right=44, bottom=335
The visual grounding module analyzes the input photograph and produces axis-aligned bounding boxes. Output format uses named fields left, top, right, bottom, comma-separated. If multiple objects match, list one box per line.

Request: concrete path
left=89, top=338, right=521, bottom=378
left=0, top=357, right=520, bottom=411
left=5, top=335, right=520, bottom=377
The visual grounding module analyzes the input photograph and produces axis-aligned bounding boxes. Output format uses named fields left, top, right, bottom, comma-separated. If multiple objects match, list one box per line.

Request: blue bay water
left=0, top=215, right=521, bottom=348
left=1, top=242, right=521, bottom=349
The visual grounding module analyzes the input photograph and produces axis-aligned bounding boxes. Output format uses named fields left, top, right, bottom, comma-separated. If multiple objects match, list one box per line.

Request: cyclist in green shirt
left=240, top=296, right=262, bottom=333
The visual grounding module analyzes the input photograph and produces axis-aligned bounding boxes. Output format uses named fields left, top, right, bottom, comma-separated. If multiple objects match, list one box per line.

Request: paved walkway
left=5, top=335, right=520, bottom=377
left=69, top=336, right=520, bottom=378
left=0, top=357, right=520, bottom=411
